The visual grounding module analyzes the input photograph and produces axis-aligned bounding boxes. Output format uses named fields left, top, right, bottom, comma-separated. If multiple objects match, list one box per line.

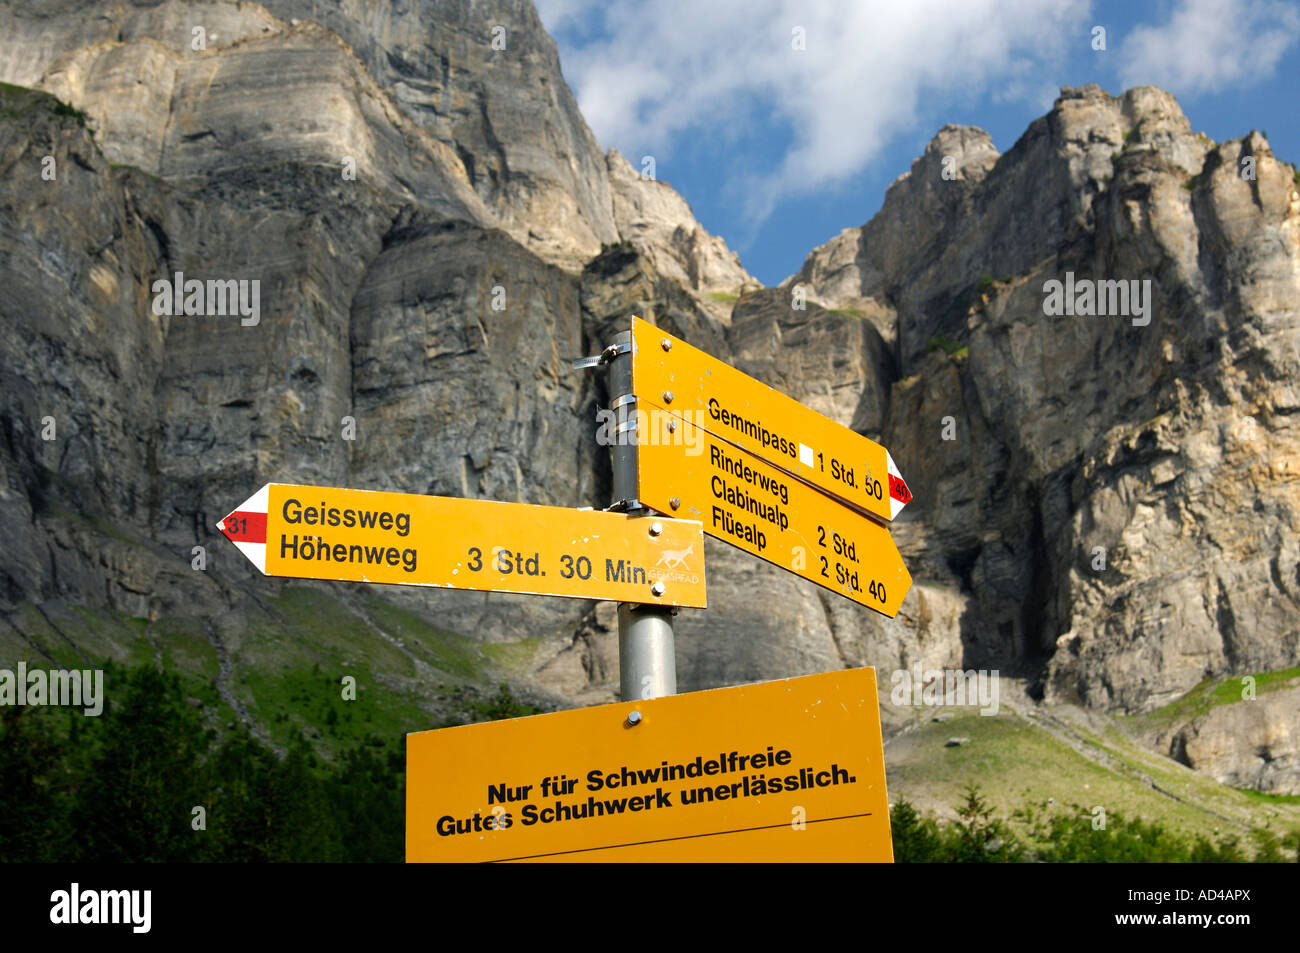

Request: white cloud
left=537, top=0, right=1090, bottom=223
left=1116, top=0, right=1300, bottom=96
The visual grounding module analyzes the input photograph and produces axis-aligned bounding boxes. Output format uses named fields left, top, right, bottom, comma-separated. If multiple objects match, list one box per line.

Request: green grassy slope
left=0, top=586, right=542, bottom=760
left=884, top=705, right=1300, bottom=855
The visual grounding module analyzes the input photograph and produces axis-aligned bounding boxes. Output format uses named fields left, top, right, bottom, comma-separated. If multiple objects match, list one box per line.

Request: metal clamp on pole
left=607, top=328, right=677, bottom=702
left=570, top=340, right=632, bottom=372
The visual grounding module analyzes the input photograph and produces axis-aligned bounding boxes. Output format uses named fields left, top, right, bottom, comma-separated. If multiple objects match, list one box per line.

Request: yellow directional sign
left=635, top=405, right=910, bottom=615
left=407, top=668, right=892, bottom=862
left=217, top=483, right=707, bottom=608
left=632, top=316, right=913, bottom=522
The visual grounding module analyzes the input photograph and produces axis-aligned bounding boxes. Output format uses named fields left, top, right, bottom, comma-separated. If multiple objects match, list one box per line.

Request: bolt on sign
left=218, top=483, right=707, bottom=608
left=407, top=668, right=892, bottom=862
left=631, top=316, right=912, bottom=522
left=635, top=405, right=910, bottom=616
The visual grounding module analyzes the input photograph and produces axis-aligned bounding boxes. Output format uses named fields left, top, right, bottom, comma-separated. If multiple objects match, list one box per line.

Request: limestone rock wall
left=0, top=4, right=1297, bottom=791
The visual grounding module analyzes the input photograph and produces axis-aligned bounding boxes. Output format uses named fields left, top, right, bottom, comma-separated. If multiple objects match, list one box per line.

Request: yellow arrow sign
left=216, top=483, right=707, bottom=608
left=632, top=316, right=913, bottom=522
left=407, top=668, right=893, bottom=862
left=635, top=406, right=909, bottom=615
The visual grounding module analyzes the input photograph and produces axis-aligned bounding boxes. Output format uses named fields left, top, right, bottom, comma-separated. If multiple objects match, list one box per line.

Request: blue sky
left=537, top=0, right=1300, bottom=287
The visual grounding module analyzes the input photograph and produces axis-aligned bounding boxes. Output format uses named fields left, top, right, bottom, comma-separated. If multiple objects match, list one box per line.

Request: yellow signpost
left=632, top=316, right=913, bottom=522
left=407, top=668, right=892, bottom=862
left=219, top=316, right=910, bottom=864
left=635, top=405, right=910, bottom=616
left=217, top=483, right=707, bottom=608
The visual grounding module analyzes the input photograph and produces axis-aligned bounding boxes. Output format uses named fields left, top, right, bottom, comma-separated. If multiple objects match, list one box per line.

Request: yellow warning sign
left=218, top=483, right=707, bottom=608
left=635, top=406, right=910, bottom=615
left=632, top=316, right=913, bottom=522
left=406, top=668, right=892, bottom=862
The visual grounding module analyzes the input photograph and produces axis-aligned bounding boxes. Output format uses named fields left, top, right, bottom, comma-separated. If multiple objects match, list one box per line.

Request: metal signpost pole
left=607, top=329, right=677, bottom=701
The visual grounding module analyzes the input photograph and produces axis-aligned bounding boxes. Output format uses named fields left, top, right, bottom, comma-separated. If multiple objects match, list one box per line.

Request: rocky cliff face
left=788, top=86, right=1300, bottom=726
left=1, top=2, right=1296, bottom=789
left=1150, top=684, right=1300, bottom=795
